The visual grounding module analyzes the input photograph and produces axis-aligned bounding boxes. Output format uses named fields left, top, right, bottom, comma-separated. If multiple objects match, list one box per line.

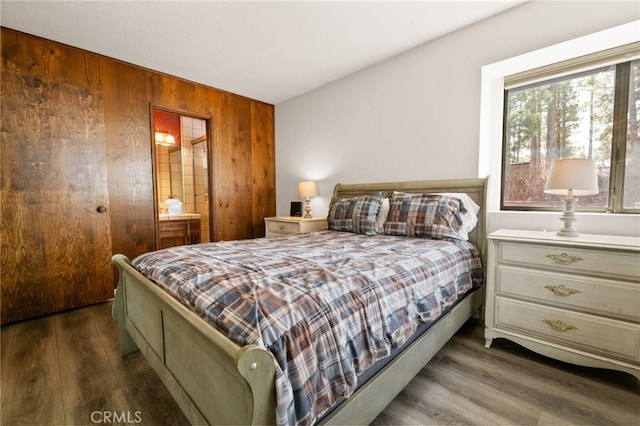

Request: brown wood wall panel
left=251, top=102, right=276, bottom=237
left=227, top=96, right=255, bottom=240
left=1, top=28, right=275, bottom=323
left=101, top=59, right=156, bottom=264
left=208, top=92, right=255, bottom=241
left=1, top=30, right=114, bottom=323
left=151, top=73, right=198, bottom=111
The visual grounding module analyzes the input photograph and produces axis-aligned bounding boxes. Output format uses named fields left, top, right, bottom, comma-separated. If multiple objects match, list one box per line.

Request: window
left=501, top=55, right=640, bottom=213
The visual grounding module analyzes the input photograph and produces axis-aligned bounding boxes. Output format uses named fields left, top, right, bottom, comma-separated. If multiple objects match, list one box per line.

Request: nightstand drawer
left=497, top=266, right=640, bottom=321
left=496, top=297, right=640, bottom=362
left=266, top=220, right=299, bottom=235
left=264, top=217, right=327, bottom=237
left=498, top=242, right=639, bottom=281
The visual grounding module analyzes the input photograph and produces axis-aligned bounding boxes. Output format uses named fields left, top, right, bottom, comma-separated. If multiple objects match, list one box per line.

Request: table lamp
left=298, top=181, right=318, bottom=218
left=543, top=159, right=598, bottom=237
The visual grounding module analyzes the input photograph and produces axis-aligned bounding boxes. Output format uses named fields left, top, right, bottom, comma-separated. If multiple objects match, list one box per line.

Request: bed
left=112, top=177, right=488, bottom=425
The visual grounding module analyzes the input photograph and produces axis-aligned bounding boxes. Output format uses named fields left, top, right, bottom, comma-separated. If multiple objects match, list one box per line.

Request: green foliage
left=504, top=66, right=617, bottom=207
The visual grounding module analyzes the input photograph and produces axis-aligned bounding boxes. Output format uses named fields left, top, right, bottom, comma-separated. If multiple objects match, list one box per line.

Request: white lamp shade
left=544, top=159, right=599, bottom=196
left=298, top=181, right=318, bottom=198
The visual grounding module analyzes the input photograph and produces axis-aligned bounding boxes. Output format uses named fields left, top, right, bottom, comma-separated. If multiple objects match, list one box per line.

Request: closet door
left=1, top=42, right=113, bottom=324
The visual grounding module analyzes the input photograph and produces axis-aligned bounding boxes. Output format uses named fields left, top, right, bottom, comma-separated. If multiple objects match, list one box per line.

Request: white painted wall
left=275, top=1, right=640, bottom=237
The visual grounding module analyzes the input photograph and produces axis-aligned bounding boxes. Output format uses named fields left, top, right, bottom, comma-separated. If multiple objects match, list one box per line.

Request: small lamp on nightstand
left=543, top=158, right=599, bottom=237
left=298, top=181, right=318, bottom=219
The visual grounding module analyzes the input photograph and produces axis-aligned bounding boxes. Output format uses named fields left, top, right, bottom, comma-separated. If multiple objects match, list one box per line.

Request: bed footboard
left=112, top=254, right=276, bottom=425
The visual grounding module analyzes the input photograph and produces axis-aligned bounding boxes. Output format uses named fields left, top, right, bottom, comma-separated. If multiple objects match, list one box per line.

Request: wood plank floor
left=2, top=301, right=638, bottom=425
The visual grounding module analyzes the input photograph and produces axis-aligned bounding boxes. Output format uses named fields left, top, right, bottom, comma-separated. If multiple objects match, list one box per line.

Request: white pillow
left=436, top=193, right=480, bottom=241
left=376, top=197, right=390, bottom=233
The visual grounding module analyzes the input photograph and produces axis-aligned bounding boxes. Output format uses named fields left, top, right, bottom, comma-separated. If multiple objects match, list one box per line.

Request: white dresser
left=485, top=229, right=640, bottom=380
left=264, top=217, right=327, bottom=238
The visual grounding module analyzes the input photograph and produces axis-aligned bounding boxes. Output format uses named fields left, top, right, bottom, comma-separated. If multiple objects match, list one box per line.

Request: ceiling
left=0, top=1, right=526, bottom=104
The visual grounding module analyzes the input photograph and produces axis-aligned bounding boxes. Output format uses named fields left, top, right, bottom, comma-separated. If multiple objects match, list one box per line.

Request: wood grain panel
left=0, top=315, right=65, bottom=425
left=212, top=92, right=236, bottom=241
left=111, top=354, right=190, bottom=425
left=372, top=324, right=640, bottom=425
left=100, top=58, right=156, bottom=271
left=0, top=29, right=97, bottom=87
left=1, top=34, right=113, bottom=323
left=150, top=72, right=197, bottom=111
left=251, top=101, right=276, bottom=237
left=213, top=93, right=255, bottom=241
left=436, top=334, right=637, bottom=425
left=56, top=307, right=121, bottom=409
left=1, top=28, right=275, bottom=321
left=232, top=96, right=254, bottom=239
left=3, top=304, right=638, bottom=426
left=0, top=190, right=50, bottom=319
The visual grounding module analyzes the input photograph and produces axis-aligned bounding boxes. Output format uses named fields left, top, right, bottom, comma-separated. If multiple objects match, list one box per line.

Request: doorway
left=153, top=109, right=212, bottom=246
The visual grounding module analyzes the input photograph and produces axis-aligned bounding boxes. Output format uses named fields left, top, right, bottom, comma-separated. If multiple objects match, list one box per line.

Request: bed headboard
left=333, top=177, right=489, bottom=265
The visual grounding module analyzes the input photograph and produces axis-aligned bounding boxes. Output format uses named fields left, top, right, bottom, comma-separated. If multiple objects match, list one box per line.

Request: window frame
left=478, top=21, right=640, bottom=224
left=499, top=57, right=639, bottom=214
left=610, top=61, right=631, bottom=213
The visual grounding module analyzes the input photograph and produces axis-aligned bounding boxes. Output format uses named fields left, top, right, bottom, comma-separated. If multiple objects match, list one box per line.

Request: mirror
left=153, top=109, right=212, bottom=248
left=169, top=147, right=183, bottom=201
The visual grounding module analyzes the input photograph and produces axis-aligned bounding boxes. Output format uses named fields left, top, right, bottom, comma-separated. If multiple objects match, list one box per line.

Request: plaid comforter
left=132, top=230, right=483, bottom=425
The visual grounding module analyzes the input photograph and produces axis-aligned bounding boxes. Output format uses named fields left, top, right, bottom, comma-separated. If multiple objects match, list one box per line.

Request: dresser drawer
left=497, top=266, right=640, bottom=321
left=266, top=220, right=299, bottom=235
left=159, top=220, right=188, bottom=233
left=495, top=297, right=640, bottom=362
left=498, top=241, right=639, bottom=281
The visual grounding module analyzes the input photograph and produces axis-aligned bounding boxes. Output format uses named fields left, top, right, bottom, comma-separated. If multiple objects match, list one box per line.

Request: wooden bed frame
left=112, top=177, right=488, bottom=425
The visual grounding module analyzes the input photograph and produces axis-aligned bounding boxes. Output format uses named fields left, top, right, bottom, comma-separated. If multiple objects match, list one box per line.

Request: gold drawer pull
left=278, top=225, right=286, bottom=230
left=545, top=284, right=581, bottom=297
left=543, top=319, right=577, bottom=332
left=546, top=253, right=583, bottom=265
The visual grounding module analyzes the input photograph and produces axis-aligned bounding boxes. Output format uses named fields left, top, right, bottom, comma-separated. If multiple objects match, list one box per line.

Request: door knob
left=96, top=205, right=107, bottom=213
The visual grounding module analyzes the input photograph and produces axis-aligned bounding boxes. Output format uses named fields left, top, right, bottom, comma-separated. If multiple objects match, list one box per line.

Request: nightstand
left=264, top=217, right=327, bottom=238
left=485, top=229, right=640, bottom=380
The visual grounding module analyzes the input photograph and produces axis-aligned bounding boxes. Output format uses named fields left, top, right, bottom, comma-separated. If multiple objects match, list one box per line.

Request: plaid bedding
left=132, top=230, right=483, bottom=425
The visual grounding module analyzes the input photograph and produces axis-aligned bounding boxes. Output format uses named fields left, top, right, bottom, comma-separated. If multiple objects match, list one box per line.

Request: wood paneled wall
left=0, top=28, right=275, bottom=324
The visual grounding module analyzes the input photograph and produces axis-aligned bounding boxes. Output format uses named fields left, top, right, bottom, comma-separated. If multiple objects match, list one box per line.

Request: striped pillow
left=383, top=192, right=465, bottom=240
left=327, top=192, right=384, bottom=235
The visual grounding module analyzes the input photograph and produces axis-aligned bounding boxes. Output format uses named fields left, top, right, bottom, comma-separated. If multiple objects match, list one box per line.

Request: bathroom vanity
left=158, top=214, right=201, bottom=249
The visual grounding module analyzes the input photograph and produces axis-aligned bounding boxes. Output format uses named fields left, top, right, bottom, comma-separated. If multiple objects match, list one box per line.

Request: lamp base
left=303, top=197, right=312, bottom=219
left=557, top=228, right=580, bottom=238
left=557, top=197, right=580, bottom=237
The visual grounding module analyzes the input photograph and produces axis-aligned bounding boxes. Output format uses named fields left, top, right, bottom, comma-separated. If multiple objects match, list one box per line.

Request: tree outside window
left=502, top=59, right=639, bottom=213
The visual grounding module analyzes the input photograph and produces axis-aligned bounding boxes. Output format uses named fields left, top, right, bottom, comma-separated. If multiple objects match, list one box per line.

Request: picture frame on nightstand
left=290, top=201, right=302, bottom=217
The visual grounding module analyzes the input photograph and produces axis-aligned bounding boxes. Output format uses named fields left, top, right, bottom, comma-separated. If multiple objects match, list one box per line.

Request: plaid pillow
left=383, top=192, right=466, bottom=240
left=327, top=192, right=384, bottom=235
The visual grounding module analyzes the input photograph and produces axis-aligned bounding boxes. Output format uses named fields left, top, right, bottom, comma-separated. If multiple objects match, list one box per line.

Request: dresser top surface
left=265, top=216, right=327, bottom=223
left=489, top=229, right=640, bottom=251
